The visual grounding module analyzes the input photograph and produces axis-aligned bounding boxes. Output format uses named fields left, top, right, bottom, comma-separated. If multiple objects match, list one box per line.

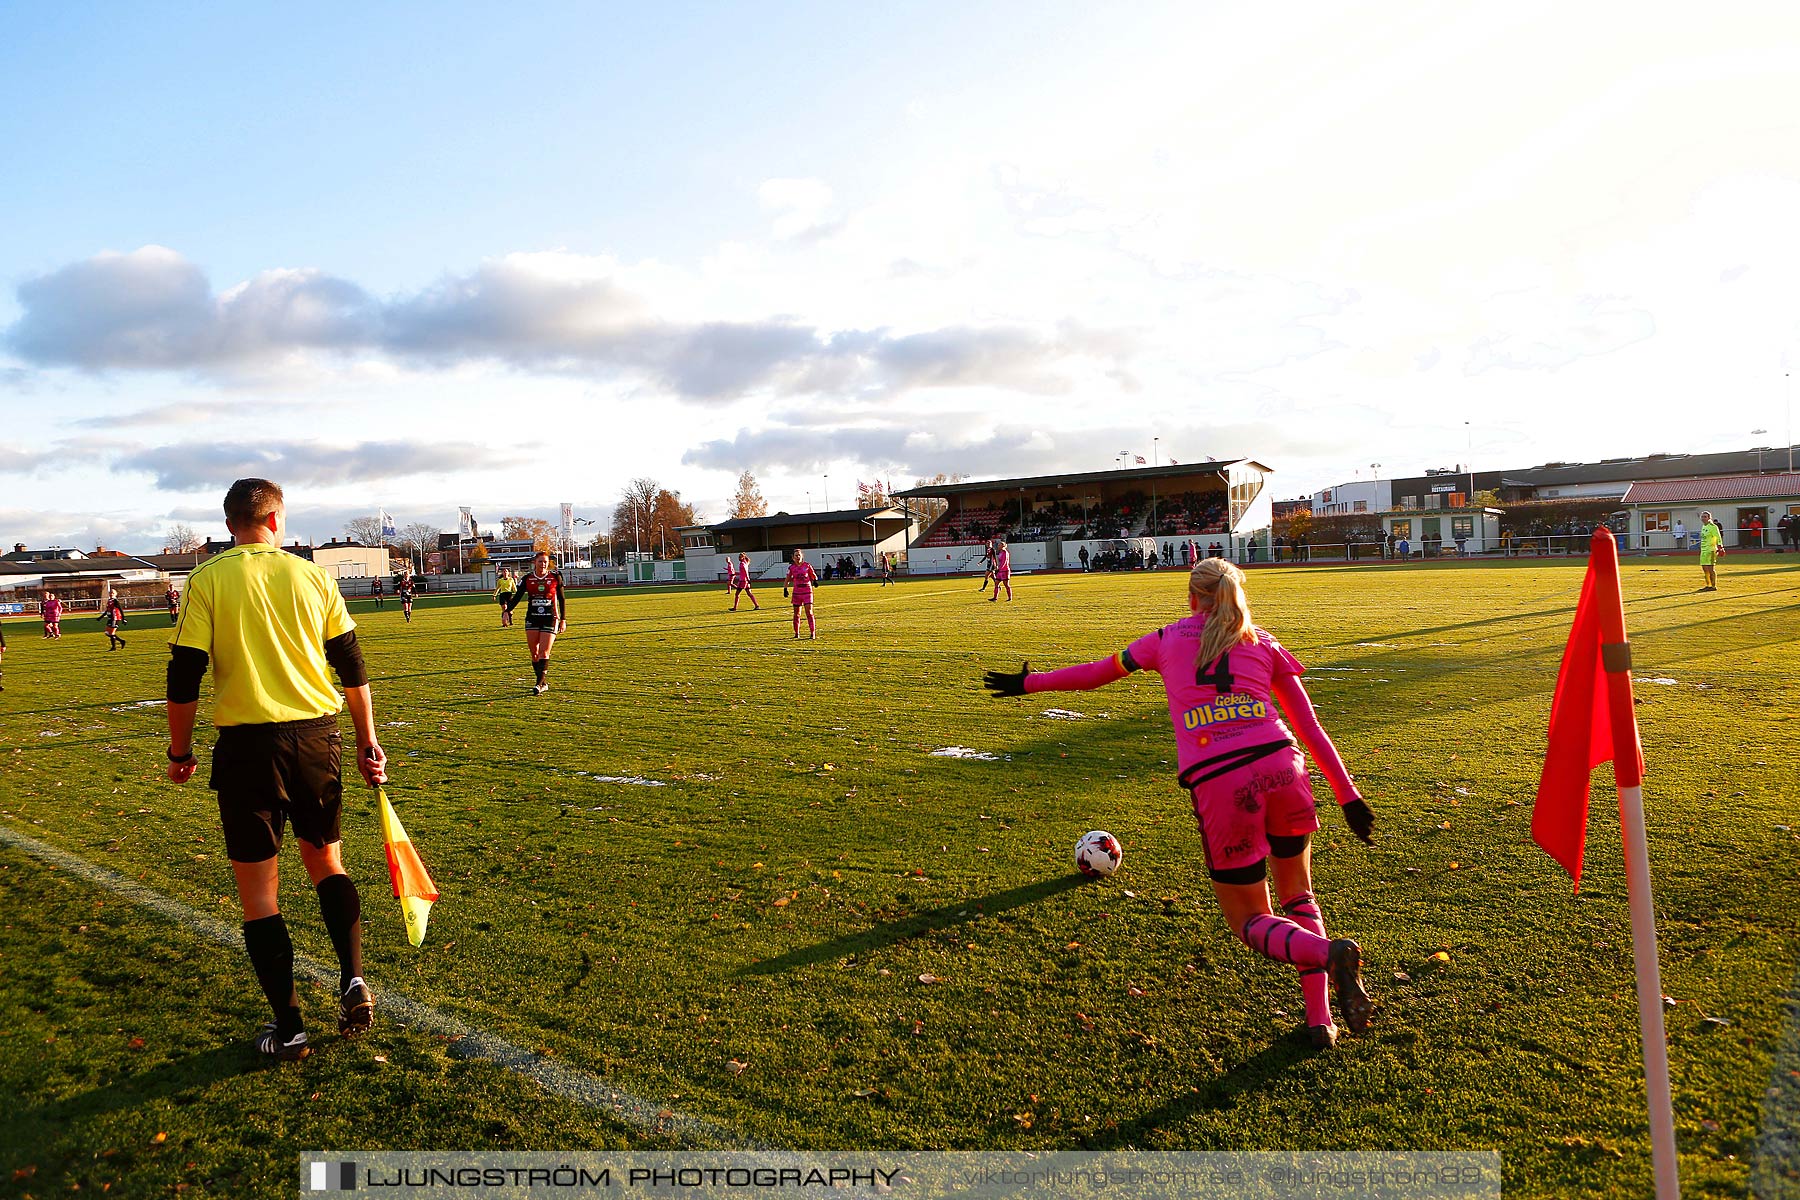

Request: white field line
left=0, top=823, right=754, bottom=1149
left=1755, top=963, right=1800, bottom=1198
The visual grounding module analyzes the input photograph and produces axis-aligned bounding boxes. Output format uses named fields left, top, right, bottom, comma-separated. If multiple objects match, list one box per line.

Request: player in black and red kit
left=398, top=576, right=416, bottom=624
left=505, top=552, right=567, bottom=694
left=102, top=593, right=128, bottom=651
left=166, top=586, right=181, bottom=624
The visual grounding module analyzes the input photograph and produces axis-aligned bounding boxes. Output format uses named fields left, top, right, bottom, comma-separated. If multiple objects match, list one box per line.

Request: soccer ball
left=1074, top=830, right=1122, bottom=877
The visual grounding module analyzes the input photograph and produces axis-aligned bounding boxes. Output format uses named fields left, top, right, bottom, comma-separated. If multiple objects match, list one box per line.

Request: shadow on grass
left=1081, top=1036, right=1318, bottom=1148
left=9, top=1044, right=250, bottom=1146
left=737, top=875, right=1089, bottom=976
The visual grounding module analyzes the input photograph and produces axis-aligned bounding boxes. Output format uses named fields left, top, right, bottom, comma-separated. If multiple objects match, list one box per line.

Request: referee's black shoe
left=339, top=977, right=375, bottom=1037
left=254, top=1024, right=311, bottom=1062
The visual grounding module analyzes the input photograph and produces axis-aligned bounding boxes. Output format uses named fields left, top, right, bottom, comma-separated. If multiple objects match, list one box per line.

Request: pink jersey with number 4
left=1119, top=617, right=1303, bottom=772
left=786, top=561, right=817, bottom=600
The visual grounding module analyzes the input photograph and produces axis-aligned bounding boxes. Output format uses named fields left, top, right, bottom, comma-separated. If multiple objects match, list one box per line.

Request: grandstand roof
left=708, top=505, right=909, bottom=532
left=891, top=461, right=1256, bottom=499
left=1620, top=473, right=1800, bottom=505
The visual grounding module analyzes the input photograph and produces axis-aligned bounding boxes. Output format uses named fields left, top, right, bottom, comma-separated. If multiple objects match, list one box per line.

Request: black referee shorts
left=209, top=714, right=344, bottom=863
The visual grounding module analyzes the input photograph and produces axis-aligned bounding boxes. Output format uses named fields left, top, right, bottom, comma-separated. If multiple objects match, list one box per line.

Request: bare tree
left=907, top=472, right=968, bottom=525
left=610, top=479, right=699, bottom=558
left=398, top=521, right=442, bottom=571
left=163, top=522, right=203, bottom=553
left=728, top=470, right=769, bottom=520
left=344, top=516, right=384, bottom=545
left=611, top=478, right=659, bottom=555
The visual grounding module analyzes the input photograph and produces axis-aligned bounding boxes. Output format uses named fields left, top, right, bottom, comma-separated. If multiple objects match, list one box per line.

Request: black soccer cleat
left=1327, top=938, right=1373, bottom=1034
left=254, top=1024, right=310, bottom=1062
left=339, top=978, right=374, bottom=1037
left=1308, top=1024, right=1339, bottom=1050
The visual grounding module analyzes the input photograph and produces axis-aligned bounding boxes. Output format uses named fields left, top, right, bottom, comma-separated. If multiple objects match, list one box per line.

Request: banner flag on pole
left=379, top=509, right=396, bottom=540
left=458, top=507, right=473, bottom=539
left=1532, top=528, right=1678, bottom=1199
left=1532, top=528, right=1645, bottom=888
left=377, top=790, right=439, bottom=947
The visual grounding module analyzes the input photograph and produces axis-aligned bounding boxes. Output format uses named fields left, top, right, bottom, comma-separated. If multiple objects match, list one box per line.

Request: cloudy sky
left=4, top=1, right=1800, bottom=551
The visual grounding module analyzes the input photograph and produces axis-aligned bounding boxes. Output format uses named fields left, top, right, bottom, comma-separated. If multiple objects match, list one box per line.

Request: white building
left=1620, top=473, right=1800, bottom=550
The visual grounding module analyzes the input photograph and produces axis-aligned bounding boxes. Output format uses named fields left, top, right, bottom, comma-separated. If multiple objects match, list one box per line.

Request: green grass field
left=3, top=560, right=1797, bottom=1198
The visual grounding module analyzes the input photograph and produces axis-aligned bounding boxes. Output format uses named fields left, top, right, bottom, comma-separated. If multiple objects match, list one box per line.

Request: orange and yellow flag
left=377, top=790, right=439, bottom=947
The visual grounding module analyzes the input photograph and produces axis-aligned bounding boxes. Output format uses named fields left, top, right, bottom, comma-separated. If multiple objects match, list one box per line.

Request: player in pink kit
left=984, top=557, right=1376, bottom=1047
left=41, top=591, right=63, bottom=639
left=989, top=539, right=1013, bottom=603
left=783, top=549, right=818, bottom=639
left=731, top=553, right=761, bottom=612
left=723, top=555, right=741, bottom=609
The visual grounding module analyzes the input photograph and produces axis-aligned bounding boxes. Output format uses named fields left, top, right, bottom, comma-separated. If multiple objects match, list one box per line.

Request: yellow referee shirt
left=172, top=543, right=356, bottom=726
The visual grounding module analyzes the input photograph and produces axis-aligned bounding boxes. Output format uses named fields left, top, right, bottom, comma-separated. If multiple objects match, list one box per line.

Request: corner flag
left=1532, top=528, right=1644, bottom=886
left=377, top=790, right=439, bottom=947
left=1532, top=527, right=1677, bottom=1199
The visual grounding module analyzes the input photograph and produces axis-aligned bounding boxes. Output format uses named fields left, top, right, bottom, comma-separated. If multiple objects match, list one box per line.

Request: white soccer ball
left=1074, top=830, right=1122, bottom=878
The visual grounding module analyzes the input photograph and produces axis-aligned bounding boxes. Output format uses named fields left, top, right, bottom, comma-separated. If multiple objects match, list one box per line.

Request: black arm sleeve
left=167, top=645, right=209, bottom=703
left=555, top=576, right=566, bottom=621
left=324, top=629, right=370, bottom=689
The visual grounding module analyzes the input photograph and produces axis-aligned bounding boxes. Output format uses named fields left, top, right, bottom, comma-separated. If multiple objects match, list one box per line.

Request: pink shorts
left=1185, top=744, right=1319, bottom=874
left=790, top=588, right=813, bottom=606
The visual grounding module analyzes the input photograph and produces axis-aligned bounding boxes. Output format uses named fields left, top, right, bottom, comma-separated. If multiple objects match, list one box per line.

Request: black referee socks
left=242, top=914, right=302, bottom=1036
left=315, top=873, right=364, bottom=994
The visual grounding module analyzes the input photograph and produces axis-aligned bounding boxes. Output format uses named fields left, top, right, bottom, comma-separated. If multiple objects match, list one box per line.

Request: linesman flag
left=377, top=790, right=440, bottom=947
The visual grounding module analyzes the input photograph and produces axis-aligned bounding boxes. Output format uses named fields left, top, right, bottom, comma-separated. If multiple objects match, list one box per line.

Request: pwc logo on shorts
left=1181, top=693, right=1267, bottom=731
left=308, top=1161, right=357, bottom=1191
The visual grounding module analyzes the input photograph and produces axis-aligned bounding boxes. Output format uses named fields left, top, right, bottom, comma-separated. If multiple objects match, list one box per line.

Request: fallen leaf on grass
left=726, top=1060, right=749, bottom=1076
left=151, top=1133, right=166, bottom=1145
left=127, top=1037, right=145, bottom=1050
left=918, top=974, right=941, bottom=985
left=1127, top=986, right=1147, bottom=997
left=373, top=1055, right=388, bottom=1063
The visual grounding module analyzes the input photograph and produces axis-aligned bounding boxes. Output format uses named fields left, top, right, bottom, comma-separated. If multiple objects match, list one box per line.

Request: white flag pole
left=1619, top=781, right=1680, bottom=1200
left=1592, top=526, right=1679, bottom=1199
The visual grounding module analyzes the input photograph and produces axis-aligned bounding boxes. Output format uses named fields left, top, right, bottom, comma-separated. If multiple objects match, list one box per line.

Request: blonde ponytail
left=1189, top=558, right=1256, bottom=671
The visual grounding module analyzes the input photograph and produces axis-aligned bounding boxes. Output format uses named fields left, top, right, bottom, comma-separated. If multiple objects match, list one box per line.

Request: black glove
left=1342, top=798, right=1375, bottom=844
left=982, top=662, right=1031, bottom=698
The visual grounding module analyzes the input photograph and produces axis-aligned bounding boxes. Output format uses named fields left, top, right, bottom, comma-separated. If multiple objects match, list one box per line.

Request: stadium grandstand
left=892, top=460, right=1273, bottom=574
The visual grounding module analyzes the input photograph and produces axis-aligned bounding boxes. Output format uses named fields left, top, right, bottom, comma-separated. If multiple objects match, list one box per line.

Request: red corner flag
left=1532, top=528, right=1645, bottom=888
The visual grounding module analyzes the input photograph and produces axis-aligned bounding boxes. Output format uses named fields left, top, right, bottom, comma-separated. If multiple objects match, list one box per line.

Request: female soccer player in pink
left=984, top=558, right=1376, bottom=1047
left=734, top=553, right=761, bottom=611
left=989, top=538, right=1013, bottom=602
left=723, top=555, right=740, bottom=608
left=41, top=590, right=62, bottom=639
left=784, top=549, right=818, bottom=639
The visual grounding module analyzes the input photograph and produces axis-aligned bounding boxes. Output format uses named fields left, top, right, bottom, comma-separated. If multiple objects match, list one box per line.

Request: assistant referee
left=164, top=478, right=388, bottom=1062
